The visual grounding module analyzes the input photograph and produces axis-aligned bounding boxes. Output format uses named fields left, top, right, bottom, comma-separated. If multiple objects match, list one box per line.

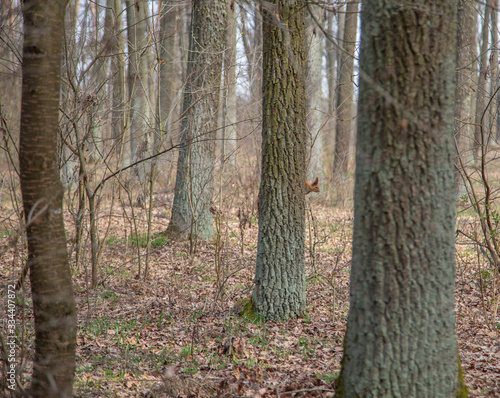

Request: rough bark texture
left=165, top=0, right=226, bottom=241
left=20, top=1, right=77, bottom=396
left=252, top=0, right=307, bottom=321
left=337, top=1, right=461, bottom=396
left=454, top=0, right=477, bottom=197
left=333, top=0, right=357, bottom=177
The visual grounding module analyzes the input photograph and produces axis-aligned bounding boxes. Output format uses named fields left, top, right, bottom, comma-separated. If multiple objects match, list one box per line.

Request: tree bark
left=111, top=0, right=126, bottom=156
left=474, top=2, right=491, bottom=162
left=222, top=0, right=238, bottom=166
left=333, top=0, right=358, bottom=177
left=325, top=1, right=337, bottom=178
left=454, top=0, right=478, bottom=198
left=156, top=0, right=180, bottom=154
left=489, top=1, right=498, bottom=142
left=337, top=0, right=464, bottom=396
left=306, top=5, right=324, bottom=184
left=165, top=0, right=226, bottom=241
left=20, top=1, right=77, bottom=396
left=126, top=0, right=152, bottom=170
left=252, top=0, right=307, bottom=321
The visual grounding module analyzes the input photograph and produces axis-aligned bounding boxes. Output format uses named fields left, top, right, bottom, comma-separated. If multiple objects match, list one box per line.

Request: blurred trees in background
left=3, top=0, right=500, bottom=394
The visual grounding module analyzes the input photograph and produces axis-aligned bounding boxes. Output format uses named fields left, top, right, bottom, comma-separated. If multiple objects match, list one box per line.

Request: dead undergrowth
left=0, top=195, right=499, bottom=397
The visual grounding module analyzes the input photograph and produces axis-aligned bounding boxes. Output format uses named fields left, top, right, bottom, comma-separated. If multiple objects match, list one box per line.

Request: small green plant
left=129, top=234, right=166, bottom=248
left=180, top=345, right=194, bottom=359
left=84, top=316, right=111, bottom=336
left=297, top=336, right=316, bottom=358
left=317, top=372, right=339, bottom=383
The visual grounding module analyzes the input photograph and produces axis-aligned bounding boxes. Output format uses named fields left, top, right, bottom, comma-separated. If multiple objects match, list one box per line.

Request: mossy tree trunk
left=336, top=1, right=466, bottom=396
left=165, top=0, right=226, bottom=241
left=20, top=1, right=77, bottom=396
left=252, top=0, right=307, bottom=321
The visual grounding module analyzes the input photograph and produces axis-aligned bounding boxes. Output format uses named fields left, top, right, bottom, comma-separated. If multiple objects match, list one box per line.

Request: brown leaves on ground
left=0, top=202, right=499, bottom=397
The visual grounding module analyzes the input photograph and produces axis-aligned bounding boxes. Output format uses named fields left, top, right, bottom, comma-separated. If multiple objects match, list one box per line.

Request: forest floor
left=1, top=194, right=499, bottom=397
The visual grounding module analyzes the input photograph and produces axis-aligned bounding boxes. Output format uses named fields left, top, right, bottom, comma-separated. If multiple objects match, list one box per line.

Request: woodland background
left=0, top=0, right=500, bottom=397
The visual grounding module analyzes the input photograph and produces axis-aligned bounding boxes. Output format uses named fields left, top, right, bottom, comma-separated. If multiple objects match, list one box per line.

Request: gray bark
left=126, top=0, right=152, bottom=169
left=306, top=5, right=324, bottom=185
left=222, top=0, right=238, bottom=166
left=337, top=0, right=462, bottom=396
left=111, top=0, right=126, bottom=157
left=156, top=0, right=180, bottom=155
left=333, top=0, right=358, bottom=177
left=165, top=0, right=226, bottom=241
left=474, top=2, right=491, bottom=162
left=454, top=0, right=478, bottom=198
left=252, top=0, right=307, bottom=321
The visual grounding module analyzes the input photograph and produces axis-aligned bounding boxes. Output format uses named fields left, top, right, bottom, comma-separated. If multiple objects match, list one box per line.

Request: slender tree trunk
left=333, top=0, right=358, bottom=177
left=165, top=0, right=226, bottom=241
left=489, top=1, right=498, bottom=142
left=325, top=1, right=337, bottom=178
left=156, top=0, right=180, bottom=154
left=20, top=1, right=77, bottom=396
left=111, top=0, right=126, bottom=156
left=222, top=0, right=238, bottom=166
left=455, top=0, right=478, bottom=198
left=126, top=0, right=151, bottom=170
left=336, top=0, right=465, bottom=396
left=306, top=5, right=324, bottom=185
left=474, top=2, right=491, bottom=162
left=251, top=0, right=307, bottom=321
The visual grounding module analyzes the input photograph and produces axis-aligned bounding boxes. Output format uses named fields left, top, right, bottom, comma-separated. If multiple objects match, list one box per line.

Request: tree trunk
left=156, top=0, right=180, bottom=154
left=336, top=0, right=465, bottom=396
left=126, top=0, right=152, bottom=170
left=20, top=1, right=77, bottom=396
left=251, top=0, right=307, bottom=322
left=474, top=2, right=491, bottom=162
left=165, top=0, right=226, bottom=241
left=306, top=5, right=324, bottom=184
left=325, top=1, right=337, bottom=178
left=454, top=0, right=478, bottom=198
left=222, top=0, right=238, bottom=166
left=333, top=0, right=357, bottom=177
left=489, top=1, right=498, bottom=142
left=111, top=0, right=126, bottom=156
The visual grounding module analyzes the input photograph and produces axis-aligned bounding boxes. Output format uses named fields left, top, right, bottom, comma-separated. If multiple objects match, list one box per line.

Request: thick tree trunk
left=337, top=1, right=464, bottom=396
left=20, top=1, right=77, bottom=396
left=333, top=0, right=358, bottom=177
left=252, top=0, right=307, bottom=321
left=165, top=0, right=226, bottom=241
